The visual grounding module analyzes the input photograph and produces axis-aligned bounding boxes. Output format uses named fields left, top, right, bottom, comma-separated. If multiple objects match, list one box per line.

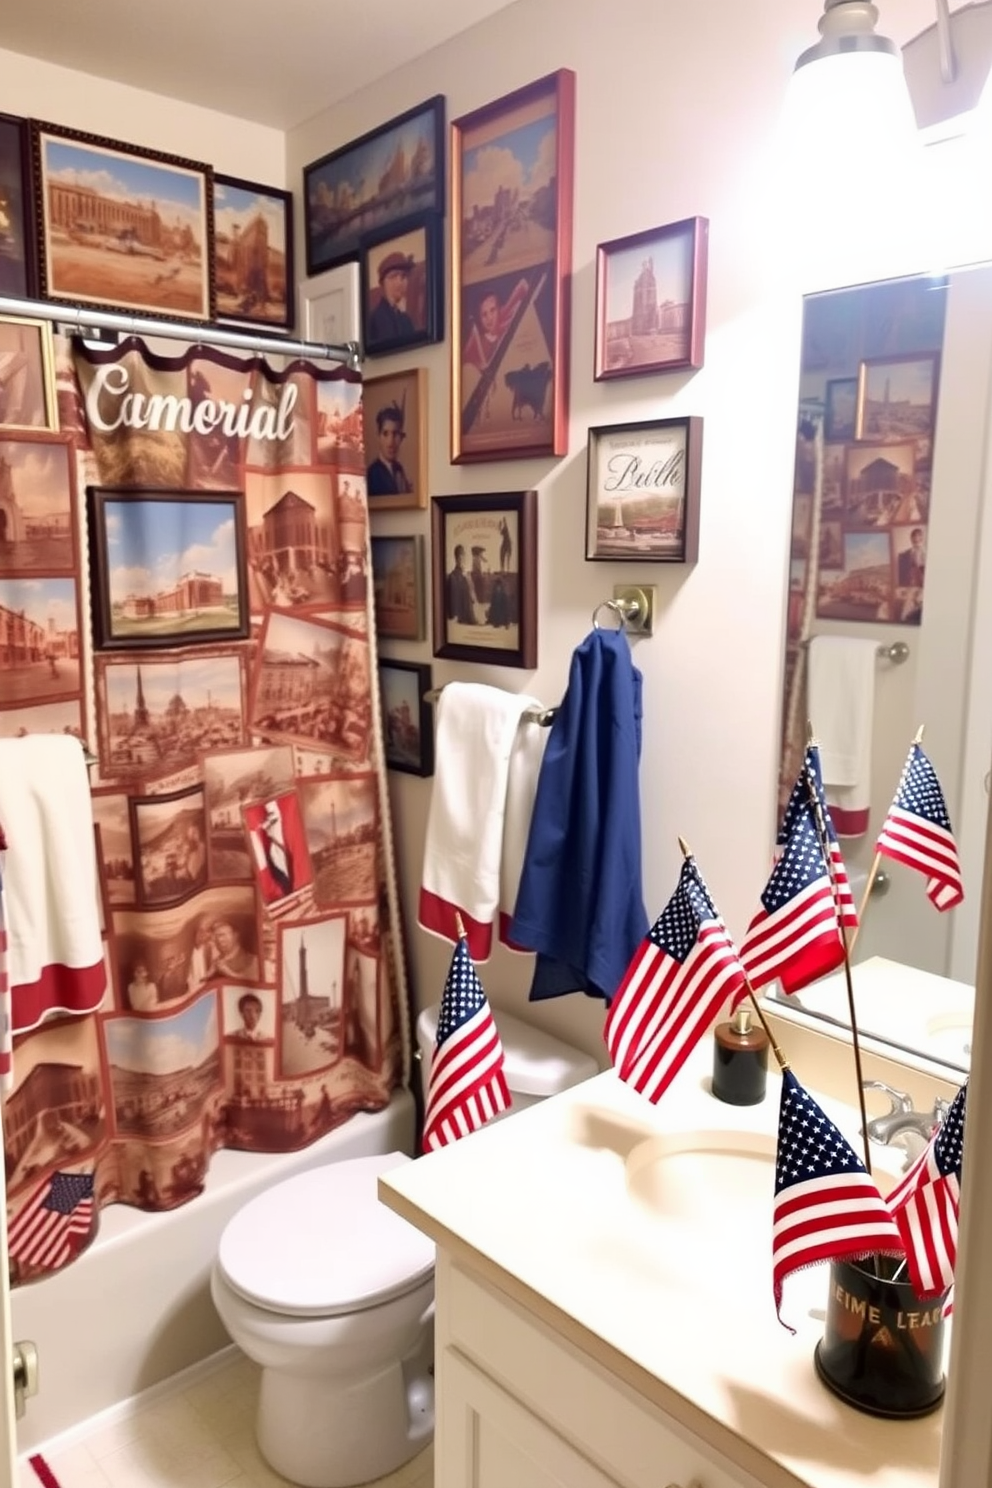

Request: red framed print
left=594, top=216, right=708, bottom=381
left=451, top=70, right=575, bottom=462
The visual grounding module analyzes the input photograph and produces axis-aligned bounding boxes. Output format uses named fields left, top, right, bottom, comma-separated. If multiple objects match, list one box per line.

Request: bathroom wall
left=286, top=0, right=939, bottom=1062
left=2, top=1, right=946, bottom=1072
left=0, top=46, right=285, bottom=183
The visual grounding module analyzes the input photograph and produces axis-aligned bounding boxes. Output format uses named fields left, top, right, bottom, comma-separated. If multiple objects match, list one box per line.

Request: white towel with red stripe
left=0, top=736, right=106, bottom=1039
left=808, top=635, right=878, bottom=839
left=418, top=683, right=543, bottom=962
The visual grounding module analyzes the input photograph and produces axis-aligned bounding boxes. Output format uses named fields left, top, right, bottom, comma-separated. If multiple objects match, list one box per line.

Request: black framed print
left=379, top=658, right=434, bottom=776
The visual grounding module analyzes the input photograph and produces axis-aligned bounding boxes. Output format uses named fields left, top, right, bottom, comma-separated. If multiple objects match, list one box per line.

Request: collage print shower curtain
left=0, top=335, right=406, bottom=1283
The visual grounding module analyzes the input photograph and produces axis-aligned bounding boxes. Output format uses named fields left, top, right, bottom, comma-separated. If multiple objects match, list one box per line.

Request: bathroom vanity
left=380, top=1049, right=947, bottom=1488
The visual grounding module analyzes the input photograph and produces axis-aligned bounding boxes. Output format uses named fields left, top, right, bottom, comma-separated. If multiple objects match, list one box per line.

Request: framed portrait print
left=362, top=367, right=427, bottom=510
left=301, top=263, right=360, bottom=350
left=594, top=217, right=708, bottom=381
left=213, top=173, right=293, bottom=329
left=0, top=316, right=58, bottom=431
left=88, top=487, right=249, bottom=650
left=0, top=113, right=36, bottom=297
left=824, top=377, right=857, bottom=442
left=371, top=535, right=425, bottom=641
left=303, top=95, right=445, bottom=274
left=451, top=70, right=575, bottom=463
left=360, top=215, right=442, bottom=357
left=585, top=416, right=703, bottom=564
left=855, top=352, right=939, bottom=441
left=31, top=120, right=214, bottom=321
left=378, top=659, right=434, bottom=776
left=431, top=490, right=537, bottom=668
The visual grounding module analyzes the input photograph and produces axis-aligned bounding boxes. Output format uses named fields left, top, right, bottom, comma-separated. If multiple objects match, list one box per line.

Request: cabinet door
left=440, top=1347, right=627, bottom=1488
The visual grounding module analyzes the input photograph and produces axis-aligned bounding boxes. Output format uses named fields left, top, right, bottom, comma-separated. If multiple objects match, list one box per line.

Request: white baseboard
left=20, top=1344, right=240, bottom=1464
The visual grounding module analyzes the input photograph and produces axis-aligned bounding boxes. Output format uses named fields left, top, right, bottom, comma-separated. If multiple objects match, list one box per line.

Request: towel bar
left=423, top=686, right=557, bottom=727
left=800, top=638, right=910, bottom=665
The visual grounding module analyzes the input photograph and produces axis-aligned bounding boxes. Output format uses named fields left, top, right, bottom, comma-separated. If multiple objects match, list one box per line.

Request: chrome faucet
left=862, top=1080, right=950, bottom=1150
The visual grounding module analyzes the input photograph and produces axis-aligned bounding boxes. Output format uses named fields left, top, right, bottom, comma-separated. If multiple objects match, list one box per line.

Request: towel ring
left=592, top=598, right=637, bottom=631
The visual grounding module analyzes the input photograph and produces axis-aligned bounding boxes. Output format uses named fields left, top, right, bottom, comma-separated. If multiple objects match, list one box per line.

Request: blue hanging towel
left=509, top=627, right=649, bottom=1004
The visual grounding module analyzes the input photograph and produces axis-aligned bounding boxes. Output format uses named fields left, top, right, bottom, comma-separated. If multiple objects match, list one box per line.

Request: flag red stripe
left=426, top=1012, right=504, bottom=1111
left=607, top=925, right=736, bottom=1073
left=622, top=952, right=744, bottom=1101
left=606, top=924, right=744, bottom=1104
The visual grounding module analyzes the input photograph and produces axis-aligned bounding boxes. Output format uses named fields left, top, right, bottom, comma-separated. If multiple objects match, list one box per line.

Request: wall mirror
left=770, top=261, right=992, bottom=1075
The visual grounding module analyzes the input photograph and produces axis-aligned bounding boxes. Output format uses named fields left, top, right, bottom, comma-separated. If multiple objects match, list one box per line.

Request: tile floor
left=20, top=1353, right=433, bottom=1488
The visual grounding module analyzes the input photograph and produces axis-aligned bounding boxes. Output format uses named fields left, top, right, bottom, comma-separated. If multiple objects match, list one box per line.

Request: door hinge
left=12, top=1341, right=38, bottom=1420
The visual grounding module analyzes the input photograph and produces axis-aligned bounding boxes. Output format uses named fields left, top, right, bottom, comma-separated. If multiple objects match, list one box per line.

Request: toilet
left=211, top=1006, right=597, bottom=1488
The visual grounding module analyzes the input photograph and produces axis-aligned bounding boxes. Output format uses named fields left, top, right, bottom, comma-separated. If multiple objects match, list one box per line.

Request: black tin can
left=814, top=1256, right=946, bottom=1418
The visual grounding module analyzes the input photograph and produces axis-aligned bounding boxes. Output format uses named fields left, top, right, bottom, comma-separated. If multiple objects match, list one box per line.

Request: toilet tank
left=415, top=1001, right=599, bottom=1115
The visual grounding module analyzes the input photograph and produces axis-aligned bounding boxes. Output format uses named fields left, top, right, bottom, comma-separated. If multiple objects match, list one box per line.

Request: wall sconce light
left=785, top=1, right=918, bottom=154
left=903, top=0, right=992, bottom=139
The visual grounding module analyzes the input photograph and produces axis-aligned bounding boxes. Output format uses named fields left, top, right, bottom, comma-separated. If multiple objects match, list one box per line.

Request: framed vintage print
left=594, top=216, right=708, bottom=381
left=378, top=659, right=434, bottom=776
left=816, top=530, right=895, bottom=623
left=0, top=113, right=36, bottom=297
left=855, top=352, right=940, bottom=441
left=213, top=173, right=293, bottom=329
left=0, top=574, right=81, bottom=707
left=824, top=377, right=858, bottom=442
left=130, top=783, right=209, bottom=908
left=0, top=315, right=58, bottom=431
left=88, top=487, right=249, bottom=650
left=303, top=95, right=445, bottom=274
left=301, top=262, right=360, bottom=350
left=451, top=70, right=575, bottom=463
left=585, top=416, right=703, bottom=563
left=431, top=490, right=537, bottom=668
left=371, top=535, right=425, bottom=641
left=31, top=120, right=215, bottom=321
left=362, top=367, right=427, bottom=509
left=360, top=215, right=442, bottom=357
left=0, top=431, right=76, bottom=574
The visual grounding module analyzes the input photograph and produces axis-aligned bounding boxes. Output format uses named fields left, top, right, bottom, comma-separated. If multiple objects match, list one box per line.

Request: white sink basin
left=624, top=1129, right=780, bottom=1288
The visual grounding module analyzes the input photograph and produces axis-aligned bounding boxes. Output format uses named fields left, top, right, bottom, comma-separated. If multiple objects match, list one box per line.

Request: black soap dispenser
left=712, top=1004, right=769, bottom=1106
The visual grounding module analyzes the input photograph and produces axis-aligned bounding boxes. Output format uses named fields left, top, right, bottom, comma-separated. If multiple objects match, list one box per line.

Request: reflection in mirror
left=772, top=266, right=992, bottom=1075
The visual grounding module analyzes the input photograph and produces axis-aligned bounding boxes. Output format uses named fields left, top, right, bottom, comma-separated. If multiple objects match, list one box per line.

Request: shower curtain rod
left=0, top=293, right=361, bottom=369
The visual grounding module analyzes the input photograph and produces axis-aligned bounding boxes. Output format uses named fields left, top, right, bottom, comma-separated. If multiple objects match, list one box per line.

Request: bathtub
left=12, top=1087, right=416, bottom=1451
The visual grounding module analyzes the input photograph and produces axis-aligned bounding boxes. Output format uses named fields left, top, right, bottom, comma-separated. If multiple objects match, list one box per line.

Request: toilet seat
left=217, top=1152, right=435, bottom=1318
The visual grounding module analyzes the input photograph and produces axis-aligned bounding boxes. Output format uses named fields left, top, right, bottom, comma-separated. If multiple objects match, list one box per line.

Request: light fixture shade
left=783, top=46, right=919, bottom=160
left=778, top=19, right=921, bottom=291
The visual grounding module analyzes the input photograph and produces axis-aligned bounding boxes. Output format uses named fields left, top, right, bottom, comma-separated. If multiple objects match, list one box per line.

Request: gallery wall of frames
left=0, top=75, right=713, bottom=784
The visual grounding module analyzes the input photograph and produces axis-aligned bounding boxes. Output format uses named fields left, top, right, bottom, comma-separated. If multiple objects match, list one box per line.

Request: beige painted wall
left=287, top=0, right=854, bottom=1064
left=2, top=1, right=948, bottom=1073
left=0, top=45, right=285, bottom=184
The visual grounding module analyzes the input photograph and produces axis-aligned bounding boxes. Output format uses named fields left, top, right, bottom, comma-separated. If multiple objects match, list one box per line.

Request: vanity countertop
left=379, top=1042, right=945, bottom=1488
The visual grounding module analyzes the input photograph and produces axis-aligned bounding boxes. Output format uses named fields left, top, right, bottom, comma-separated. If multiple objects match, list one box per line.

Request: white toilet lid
left=217, top=1152, right=435, bottom=1318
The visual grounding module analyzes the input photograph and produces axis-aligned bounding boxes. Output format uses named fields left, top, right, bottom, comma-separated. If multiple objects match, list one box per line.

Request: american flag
left=8, top=1171, right=95, bottom=1272
left=740, top=746, right=857, bottom=997
left=886, top=1081, right=966, bottom=1299
left=774, top=1070, right=902, bottom=1328
left=422, top=937, right=510, bottom=1152
left=875, top=743, right=964, bottom=910
left=605, top=856, right=746, bottom=1104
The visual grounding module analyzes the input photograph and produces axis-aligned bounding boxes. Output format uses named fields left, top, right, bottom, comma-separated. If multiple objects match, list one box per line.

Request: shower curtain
left=0, top=334, right=408, bottom=1284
